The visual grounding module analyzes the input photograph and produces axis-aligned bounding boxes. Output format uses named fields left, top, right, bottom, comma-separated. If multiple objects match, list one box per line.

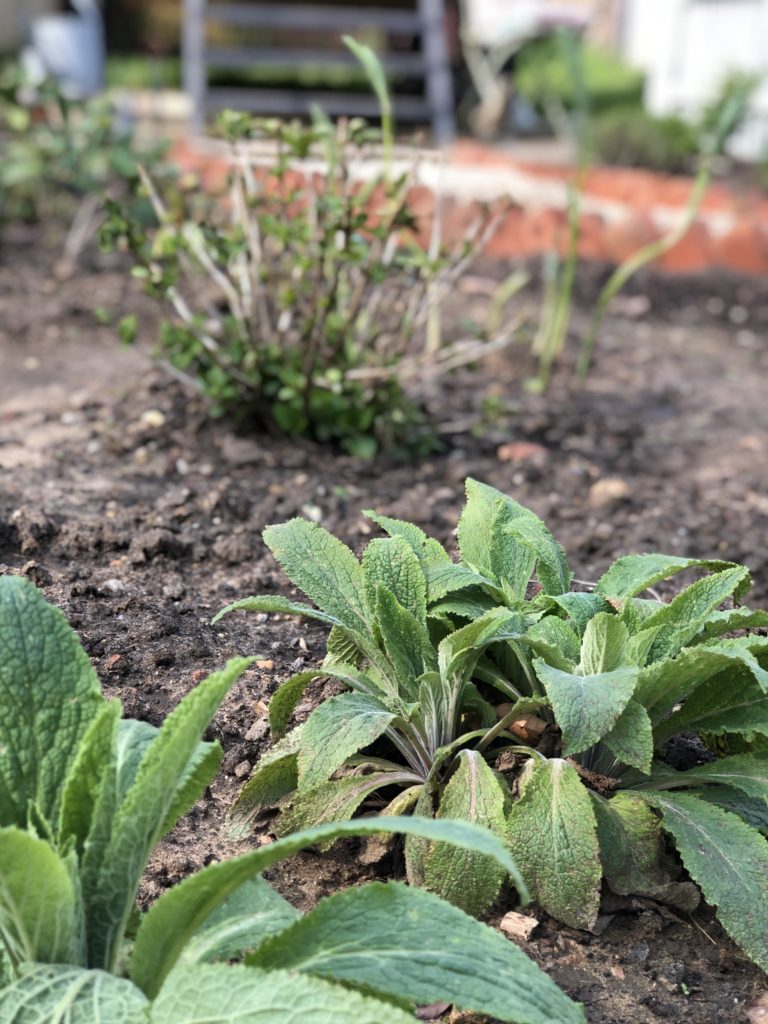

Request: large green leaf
left=595, top=554, right=744, bottom=602
left=457, top=479, right=536, bottom=597
left=269, top=665, right=382, bottom=738
left=0, top=964, right=148, bottom=1023
left=248, top=881, right=585, bottom=1024
left=438, top=608, right=524, bottom=683
left=297, top=694, right=396, bottom=789
left=526, top=617, right=580, bottom=671
left=277, top=772, right=413, bottom=836
left=696, top=785, right=768, bottom=835
left=262, top=519, right=370, bottom=635
left=87, top=658, right=253, bottom=972
left=507, top=758, right=601, bottom=930
left=0, top=828, right=82, bottom=969
left=602, top=699, right=653, bottom=774
left=229, top=730, right=303, bottom=832
left=424, top=562, right=500, bottom=603
left=591, top=793, right=698, bottom=909
left=362, top=535, right=427, bottom=622
left=151, top=963, right=415, bottom=1024
left=177, top=877, right=300, bottom=964
left=422, top=750, right=509, bottom=916
left=130, top=815, right=522, bottom=999
left=539, top=592, right=613, bottom=635
left=533, top=659, right=638, bottom=756
left=578, top=614, right=628, bottom=675
left=643, top=792, right=768, bottom=971
left=374, top=587, right=435, bottom=693
left=0, top=577, right=104, bottom=828
left=635, top=754, right=768, bottom=800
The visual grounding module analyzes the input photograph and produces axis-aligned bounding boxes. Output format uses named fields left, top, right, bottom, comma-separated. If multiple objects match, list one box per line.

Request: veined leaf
left=533, top=659, right=638, bottom=756
left=212, top=594, right=341, bottom=628
left=696, top=785, right=768, bottom=835
left=0, top=964, right=148, bottom=1023
left=591, top=793, right=699, bottom=910
left=324, top=625, right=365, bottom=668
left=636, top=754, right=768, bottom=800
left=0, top=827, right=82, bottom=968
left=698, top=606, right=768, bottom=641
left=297, top=694, right=396, bottom=790
left=177, top=877, right=300, bottom=964
left=538, top=592, right=613, bottom=635
left=88, top=657, right=253, bottom=971
left=228, top=730, right=303, bottom=832
left=375, top=586, right=435, bottom=694
left=457, top=480, right=536, bottom=598
left=603, top=700, right=653, bottom=774
left=507, top=758, right=601, bottom=930
left=248, top=881, right=585, bottom=1024
left=423, top=750, right=509, bottom=915
left=0, top=577, right=104, bottom=828
left=277, top=772, right=412, bottom=836
left=268, top=665, right=382, bottom=738
left=362, top=511, right=451, bottom=570
left=579, top=613, right=629, bottom=674
left=151, top=962, right=415, bottom=1024
left=651, top=667, right=768, bottom=741
left=596, top=554, right=744, bottom=602
left=643, top=792, right=768, bottom=971
left=526, top=617, right=580, bottom=671
left=362, top=535, right=427, bottom=622
left=263, top=519, right=370, bottom=636
left=438, top=608, right=524, bottom=683
left=425, top=562, right=500, bottom=603
left=130, top=815, right=522, bottom=999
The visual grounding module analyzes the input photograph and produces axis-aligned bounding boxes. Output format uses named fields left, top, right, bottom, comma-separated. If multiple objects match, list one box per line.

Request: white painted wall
left=621, top=0, right=768, bottom=159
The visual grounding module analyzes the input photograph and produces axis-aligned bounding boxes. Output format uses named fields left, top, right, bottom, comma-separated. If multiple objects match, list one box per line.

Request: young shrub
left=218, top=479, right=768, bottom=970
left=0, top=575, right=584, bottom=1023
left=101, top=43, right=506, bottom=457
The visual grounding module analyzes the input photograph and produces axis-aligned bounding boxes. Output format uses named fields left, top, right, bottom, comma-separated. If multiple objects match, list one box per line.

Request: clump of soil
left=1, top=229, right=767, bottom=1022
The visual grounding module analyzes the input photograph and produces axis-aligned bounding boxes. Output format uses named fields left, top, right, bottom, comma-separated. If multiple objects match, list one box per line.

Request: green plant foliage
left=0, top=62, right=165, bottom=228
left=217, top=479, right=768, bottom=968
left=0, top=575, right=584, bottom=1023
left=592, top=108, right=698, bottom=173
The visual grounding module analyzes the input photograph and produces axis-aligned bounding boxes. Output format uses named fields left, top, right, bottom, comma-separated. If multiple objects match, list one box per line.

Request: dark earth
left=2, top=222, right=767, bottom=1023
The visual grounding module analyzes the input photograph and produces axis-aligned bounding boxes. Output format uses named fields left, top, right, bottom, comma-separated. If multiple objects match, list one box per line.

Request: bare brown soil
left=1, top=224, right=767, bottom=1022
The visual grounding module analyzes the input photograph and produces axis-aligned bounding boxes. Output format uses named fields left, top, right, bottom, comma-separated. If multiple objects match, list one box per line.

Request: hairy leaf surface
left=297, top=693, right=396, bottom=789
left=595, top=554, right=743, bottom=602
left=0, top=964, right=148, bottom=1023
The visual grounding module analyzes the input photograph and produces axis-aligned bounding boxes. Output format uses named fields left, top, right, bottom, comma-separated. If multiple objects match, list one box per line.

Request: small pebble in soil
left=625, top=942, right=650, bottom=964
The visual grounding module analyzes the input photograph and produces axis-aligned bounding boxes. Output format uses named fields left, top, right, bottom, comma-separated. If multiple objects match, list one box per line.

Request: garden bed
left=1, top=227, right=767, bottom=1022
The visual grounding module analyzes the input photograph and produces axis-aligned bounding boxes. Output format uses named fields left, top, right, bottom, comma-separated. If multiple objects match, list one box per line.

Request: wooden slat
left=205, top=3, right=422, bottom=33
left=205, top=46, right=427, bottom=75
left=203, top=88, right=431, bottom=119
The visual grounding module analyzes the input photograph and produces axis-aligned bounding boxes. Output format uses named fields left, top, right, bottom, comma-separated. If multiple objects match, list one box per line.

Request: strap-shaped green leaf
left=506, top=758, right=601, bottom=930
left=297, top=693, right=396, bottom=790
left=458, top=481, right=537, bottom=597
left=696, top=785, right=768, bottom=835
left=591, top=793, right=699, bottom=910
left=0, top=964, right=148, bottom=1023
left=362, top=535, right=427, bottom=622
left=596, top=554, right=744, bottom=602
left=634, top=754, right=768, bottom=800
left=537, top=592, right=613, bottom=635
left=375, top=586, right=435, bottom=693
left=0, top=577, right=105, bottom=829
left=262, top=519, right=370, bottom=635
left=642, top=792, right=768, bottom=971
left=212, top=594, right=341, bottom=628
left=151, top=963, right=415, bottom=1024
left=438, top=608, right=524, bottom=683
left=277, top=772, right=414, bottom=837
left=88, top=657, right=253, bottom=971
left=0, top=827, right=83, bottom=968
left=423, top=750, right=509, bottom=916
left=652, top=668, right=768, bottom=744
left=247, top=881, right=585, bottom=1024
left=526, top=617, right=580, bottom=671
left=425, top=562, right=501, bottom=603
left=268, top=665, right=382, bottom=738
left=130, top=815, right=522, bottom=999
left=533, top=659, right=638, bottom=756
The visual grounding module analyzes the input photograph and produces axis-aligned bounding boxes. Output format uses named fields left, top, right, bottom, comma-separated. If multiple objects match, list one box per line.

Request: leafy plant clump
left=217, top=479, right=768, bottom=970
left=0, top=574, right=585, bottom=1023
left=102, top=41, right=506, bottom=458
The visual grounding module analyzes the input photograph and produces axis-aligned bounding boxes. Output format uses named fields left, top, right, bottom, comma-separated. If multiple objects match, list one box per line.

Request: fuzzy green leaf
left=362, top=535, right=427, bottom=622
left=88, top=657, right=253, bottom=971
left=596, top=554, right=744, bottom=602
left=229, top=732, right=302, bottom=832
left=0, top=827, right=82, bottom=968
left=591, top=793, right=699, bottom=910
left=579, top=613, right=629, bottom=675
left=177, top=877, right=300, bottom=964
left=152, top=962, right=415, bottom=1024
left=643, top=792, right=768, bottom=971
left=248, top=881, right=585, bottom=1024
left=698, top=607, right=768, bottom=641
left=212, top=594, right=341, bottom=629
left=525, top=617, right=580, bottom=671
left=362, top=511, right=451, bottom=570
left=639, top=754, right=768, bottom=800
left=457, top=480, right=536, bottom=597
left=438, top=608, right=524, bottom=682
left=375, top=587, right=435, bottom=692
left=603, top=699, right=654, bottom=774
left=423, top=750, right=510, bottom=915
left=425, top=562, right=499, bottom=603
left=277, top=772, right=409, bottom=836
left=0, top=964, right=149, bottom=1023
left=541, top=592, right=613, bottom=634
left=506, top=758, right=601, bottom=930
left=297, top=694, right=396, bottom=789
left=533, top=660, right=638, bottom=756
left=696, top=786, right=768, bottom=835
left=262, top=519, right=370, bottom=635
left=0, top=577, right=105, bottom=829
left=130, top=815, right=522, bottom=999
